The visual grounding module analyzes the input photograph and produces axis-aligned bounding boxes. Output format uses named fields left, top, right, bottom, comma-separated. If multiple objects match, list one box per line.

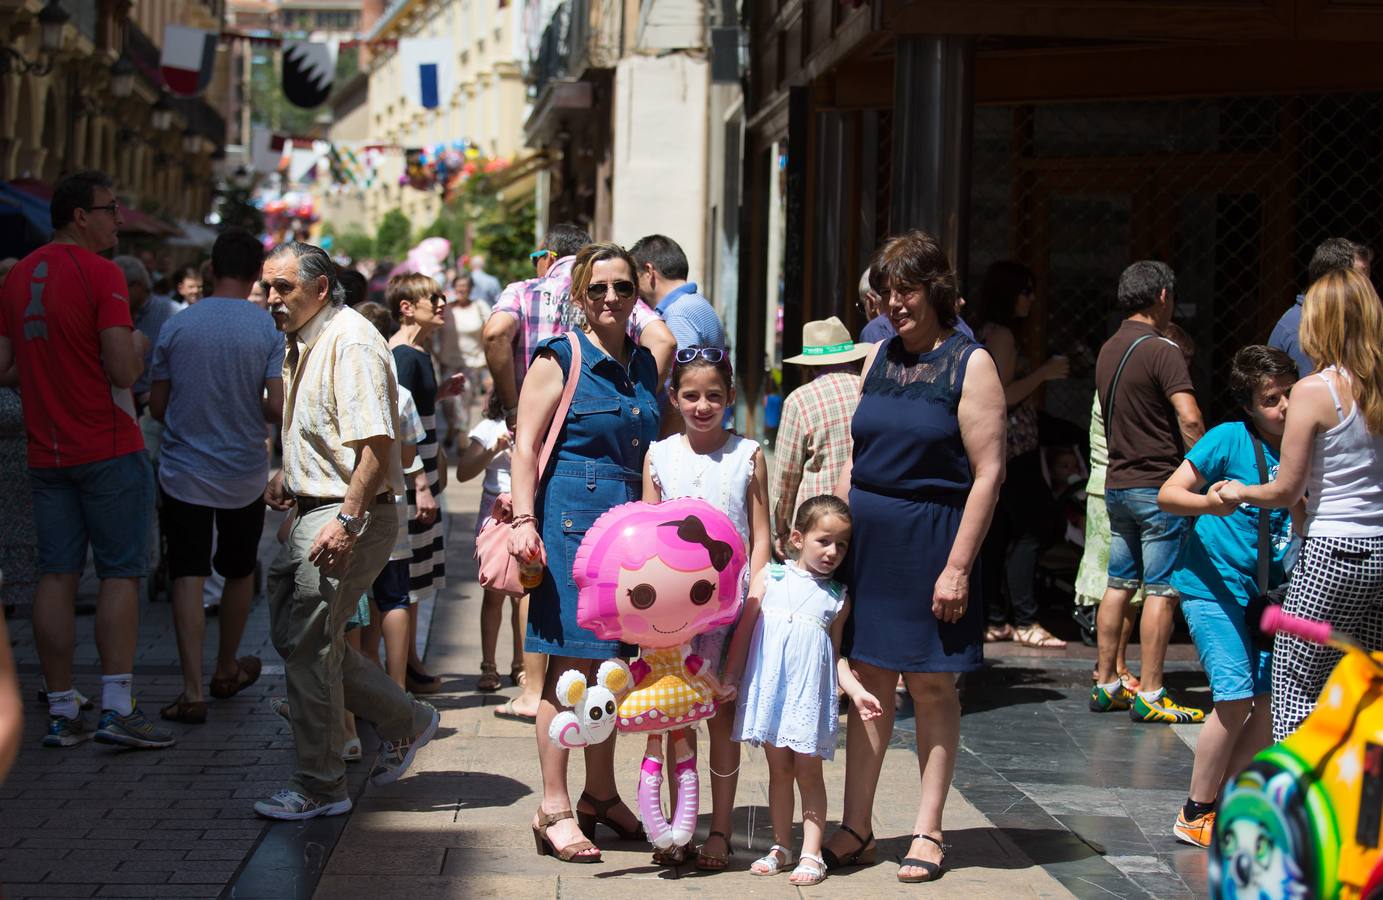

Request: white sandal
left=750, top=844, right=793, bottom=876
left=789, top=852, right=827, bottom=886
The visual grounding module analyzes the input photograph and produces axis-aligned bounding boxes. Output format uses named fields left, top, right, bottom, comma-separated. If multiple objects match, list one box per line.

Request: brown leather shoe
left=210, top=656, right=262, bottom=700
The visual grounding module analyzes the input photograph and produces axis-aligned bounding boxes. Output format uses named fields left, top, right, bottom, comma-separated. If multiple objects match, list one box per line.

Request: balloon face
left=614, top=556, right=722, bottom=647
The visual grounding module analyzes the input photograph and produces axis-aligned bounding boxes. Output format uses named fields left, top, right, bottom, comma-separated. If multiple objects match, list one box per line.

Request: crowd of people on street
left=1, top=168, right=1382, bottom=886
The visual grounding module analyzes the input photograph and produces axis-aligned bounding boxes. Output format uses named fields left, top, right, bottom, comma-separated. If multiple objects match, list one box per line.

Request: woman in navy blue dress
left=824, top=231, right=1006, bottom=883
left=508, top=242, right=659, bottom=863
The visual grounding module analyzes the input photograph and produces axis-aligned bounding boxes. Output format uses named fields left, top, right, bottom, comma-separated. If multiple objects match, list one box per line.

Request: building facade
left=743, top=0, right=1383, bottom=433
left=0, top=0, right=227, bottom=238
left=358, top=0, right=530, bottom=234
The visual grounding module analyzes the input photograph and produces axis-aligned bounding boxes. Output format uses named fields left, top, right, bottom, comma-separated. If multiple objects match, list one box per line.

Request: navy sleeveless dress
left=525, top=330, right=658, bottom=659
left=843, top=332, right=985, bottom=672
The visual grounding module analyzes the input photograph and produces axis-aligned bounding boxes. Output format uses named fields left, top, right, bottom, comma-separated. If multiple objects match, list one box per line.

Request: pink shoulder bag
left=473, top=332, right=582, bottom=597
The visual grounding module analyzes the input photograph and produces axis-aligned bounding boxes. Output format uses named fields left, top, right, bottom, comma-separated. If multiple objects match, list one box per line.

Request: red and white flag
left=160, top=25, right=217, bottom=97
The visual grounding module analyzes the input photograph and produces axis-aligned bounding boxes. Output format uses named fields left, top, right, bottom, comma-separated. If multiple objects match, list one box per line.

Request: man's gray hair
left=266, top=241, right=345, bottom=306
left=858, top=267, right=877, bottom=302
left=112, top=255, right=151, bottom=289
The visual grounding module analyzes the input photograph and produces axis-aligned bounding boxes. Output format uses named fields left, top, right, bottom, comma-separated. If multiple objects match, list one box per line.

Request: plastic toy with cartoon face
left=570, top=499, right=748, bottom=849
left=547, top=661, right=632, bottom=750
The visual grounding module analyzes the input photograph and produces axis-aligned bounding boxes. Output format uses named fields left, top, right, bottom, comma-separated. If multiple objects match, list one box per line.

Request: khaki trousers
left=268, top=501, right=430, bottom=801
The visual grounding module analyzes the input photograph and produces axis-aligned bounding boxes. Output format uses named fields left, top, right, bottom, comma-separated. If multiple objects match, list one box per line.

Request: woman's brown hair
left=1301, top=268, right=1383, bottom=434
left=867, top=230, right=959, bottom=328
left=569, top=241, right=638, bottom=327
left=385, top=272, right=439, bottom=319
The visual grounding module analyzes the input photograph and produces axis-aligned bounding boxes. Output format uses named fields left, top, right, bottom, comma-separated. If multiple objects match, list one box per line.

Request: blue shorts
left=29, top=451, right=154, bottom=579
left=370, top=558, right=412, bottom=613
left=1182, top=596, right=1272, bottom=701
left=1105, top=487, right=1189, bottom=597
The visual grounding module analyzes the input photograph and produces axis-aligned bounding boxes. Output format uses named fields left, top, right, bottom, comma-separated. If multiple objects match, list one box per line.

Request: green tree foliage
left=424, top=172, right=536, bottom=286
left=319, top=221, right=374, bottom=261
left=374, top=208, right=414, bottom=262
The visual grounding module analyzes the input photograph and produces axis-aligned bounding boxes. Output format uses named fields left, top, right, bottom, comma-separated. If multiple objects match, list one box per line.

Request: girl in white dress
left=727, top=496, right=883, bottom=886
left=642, top=347, right=771, bottom=869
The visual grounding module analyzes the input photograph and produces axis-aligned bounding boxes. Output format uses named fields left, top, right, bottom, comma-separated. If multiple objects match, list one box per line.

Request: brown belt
left=294, top=493, right=392, bottom=516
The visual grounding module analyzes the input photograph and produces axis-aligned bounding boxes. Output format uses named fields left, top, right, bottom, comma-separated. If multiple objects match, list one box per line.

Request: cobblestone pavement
left=0, top=475, right=1215, bottom=899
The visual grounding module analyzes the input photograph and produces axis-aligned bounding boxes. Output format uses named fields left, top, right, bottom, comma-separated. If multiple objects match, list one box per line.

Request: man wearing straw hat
left=769, top=316, right=869, bottom=556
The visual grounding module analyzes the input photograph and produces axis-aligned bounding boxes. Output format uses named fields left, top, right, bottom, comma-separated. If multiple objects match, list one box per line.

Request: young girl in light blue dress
left=725, top=496, right=883, bottom=886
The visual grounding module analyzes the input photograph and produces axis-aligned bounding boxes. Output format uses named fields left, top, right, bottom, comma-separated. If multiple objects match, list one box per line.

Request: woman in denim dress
left=508, top=242, right=660, bottom=862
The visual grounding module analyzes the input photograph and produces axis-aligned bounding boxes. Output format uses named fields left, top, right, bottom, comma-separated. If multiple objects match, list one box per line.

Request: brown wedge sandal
left=696, top=830, right=734, bottom=871
left=532, top=809, right=601, bottom=863
left=477, top=663, right=502, bottom=692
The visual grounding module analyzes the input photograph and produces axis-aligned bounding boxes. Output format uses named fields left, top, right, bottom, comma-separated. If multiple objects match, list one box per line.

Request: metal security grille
left=967, top=93, right=1383, bottom=429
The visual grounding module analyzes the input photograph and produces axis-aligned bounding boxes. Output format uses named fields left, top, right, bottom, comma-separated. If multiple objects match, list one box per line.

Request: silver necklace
left=780, top=563, right=821, bottom=625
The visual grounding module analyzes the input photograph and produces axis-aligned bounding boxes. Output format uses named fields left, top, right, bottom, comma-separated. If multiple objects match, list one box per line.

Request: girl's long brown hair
left=1301, top=268, right=1383, bottom=434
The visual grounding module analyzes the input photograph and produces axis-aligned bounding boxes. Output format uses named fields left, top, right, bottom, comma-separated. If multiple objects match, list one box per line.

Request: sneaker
left=1174, top=808, right=1215, bottom=848
left=1089, top=682, right=1135, bottom=712
left=1130, top=690, right=1205, bottom=724
left=253, top=789, right=352, bottom=821
left=370, top=702, right=439, bottom=786
left=42, top=713, right=93, bottom=747
left=94, top=704, right=177, bottom=749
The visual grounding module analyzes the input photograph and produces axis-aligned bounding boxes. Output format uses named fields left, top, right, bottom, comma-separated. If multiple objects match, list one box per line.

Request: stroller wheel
left=1072, top=604, right=1098, bottom=647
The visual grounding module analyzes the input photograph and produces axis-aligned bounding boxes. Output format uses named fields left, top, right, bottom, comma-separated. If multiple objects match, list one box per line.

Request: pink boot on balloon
left=669, top=753, right=700, bottom=846
left=638, top=756, right=675, bottom=849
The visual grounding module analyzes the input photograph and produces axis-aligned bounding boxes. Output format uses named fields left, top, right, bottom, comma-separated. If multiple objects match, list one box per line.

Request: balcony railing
left=530, top=0, right=621, bottom=95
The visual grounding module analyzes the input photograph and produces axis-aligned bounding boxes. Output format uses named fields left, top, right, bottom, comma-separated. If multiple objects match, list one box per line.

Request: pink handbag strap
left=534, top=331, right=582, bottom=479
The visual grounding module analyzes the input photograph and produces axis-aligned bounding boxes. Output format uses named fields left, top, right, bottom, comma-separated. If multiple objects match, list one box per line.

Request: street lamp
left=38, top=0, right=69, bottom=54
left=0, top=0, right=70, bottom=76
left=151, top=97, right=173, bottom=131
left=109, top=55, right=135, bottom=99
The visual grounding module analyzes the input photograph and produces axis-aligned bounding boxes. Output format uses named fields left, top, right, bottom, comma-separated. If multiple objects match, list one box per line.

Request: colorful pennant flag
left=160, top=25, right=217, bottom=97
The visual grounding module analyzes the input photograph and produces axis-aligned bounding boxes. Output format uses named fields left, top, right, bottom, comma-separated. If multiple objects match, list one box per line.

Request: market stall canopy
left=0, top=180, right=53, bottom=238
left=168, top=218, right=218, bottom=248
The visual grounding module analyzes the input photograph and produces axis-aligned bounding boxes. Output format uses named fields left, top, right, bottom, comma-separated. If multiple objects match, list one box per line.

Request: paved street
left=1, top=476, right=1215, bottom=899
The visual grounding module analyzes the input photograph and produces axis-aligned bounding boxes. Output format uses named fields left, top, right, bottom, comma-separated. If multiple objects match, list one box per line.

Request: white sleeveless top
left=1306, top=367, right=1383, bottom=537
left=648, top=432, right=758, bottom=546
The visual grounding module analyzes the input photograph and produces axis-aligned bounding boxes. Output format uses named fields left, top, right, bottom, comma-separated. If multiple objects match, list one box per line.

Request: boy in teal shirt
left=1157, top=345, right=1299, bottom=848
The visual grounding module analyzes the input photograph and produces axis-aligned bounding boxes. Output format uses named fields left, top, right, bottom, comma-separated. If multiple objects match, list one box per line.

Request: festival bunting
left=160, top=25, right=217, bottom=97
left=282, top=41, right=336, bottom=109
left=397, top=38, right=454, bottom=110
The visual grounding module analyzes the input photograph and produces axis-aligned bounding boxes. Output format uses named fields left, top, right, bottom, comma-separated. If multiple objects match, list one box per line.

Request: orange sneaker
left=1173, top=808, right=1215, bottom=848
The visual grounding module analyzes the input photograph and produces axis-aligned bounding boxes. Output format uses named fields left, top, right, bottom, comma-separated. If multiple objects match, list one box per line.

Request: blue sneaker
left=94, top=704, right=176, bottom=749
left=43, top=713, right=93, bottom=748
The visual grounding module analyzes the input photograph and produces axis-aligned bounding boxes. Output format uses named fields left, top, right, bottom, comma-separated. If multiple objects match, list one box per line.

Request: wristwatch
left=336, top=510, right=371, bottom=537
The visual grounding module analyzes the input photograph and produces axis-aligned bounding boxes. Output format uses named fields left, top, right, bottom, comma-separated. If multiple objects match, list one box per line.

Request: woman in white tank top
left=1218, top=268, right=1383, bottom=741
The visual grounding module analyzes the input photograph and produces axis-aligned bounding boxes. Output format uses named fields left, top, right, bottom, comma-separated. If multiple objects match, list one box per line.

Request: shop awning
left=167, top=219, right=218, bottom=248
left=0, top=180, right=53, bottom=238
left=6, top=179, right=183, bottom=238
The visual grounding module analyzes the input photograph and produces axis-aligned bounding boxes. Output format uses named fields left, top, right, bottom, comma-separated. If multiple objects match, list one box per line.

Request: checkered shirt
left=491, top=256, right=660, bottom=391
left=769, top=370, right=861, bottom=540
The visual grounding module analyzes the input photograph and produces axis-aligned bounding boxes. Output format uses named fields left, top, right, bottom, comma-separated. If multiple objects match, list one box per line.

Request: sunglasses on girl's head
left=675, top=347, right=728, bottom=365
left=585, top=280, right=636, bottom=301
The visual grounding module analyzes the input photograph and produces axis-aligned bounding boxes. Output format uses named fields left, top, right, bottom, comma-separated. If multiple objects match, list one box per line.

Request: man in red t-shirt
left=0, top=170, right=173, bottom=751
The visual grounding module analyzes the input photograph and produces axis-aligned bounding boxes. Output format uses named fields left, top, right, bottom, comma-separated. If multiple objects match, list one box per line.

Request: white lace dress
left=648, top=432, right=758, bottom=668
left=733, top=562, right=846, bottom=758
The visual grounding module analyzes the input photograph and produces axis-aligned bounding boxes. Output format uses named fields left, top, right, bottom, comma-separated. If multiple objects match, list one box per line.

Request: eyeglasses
left=85, top=203, right=120, bottom=216
left=675, top=347, right=728, bottom=365
left=425, top=294, right=447, bottom=308
left=585, top=280, right=636, bottom=301
left=529, top=249, right=555, bottom=267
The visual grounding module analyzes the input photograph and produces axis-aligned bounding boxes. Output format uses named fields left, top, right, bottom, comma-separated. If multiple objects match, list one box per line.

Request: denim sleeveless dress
left=525, top=330, right=659, bottom=659
left=843, top=332, right=985, bottom=672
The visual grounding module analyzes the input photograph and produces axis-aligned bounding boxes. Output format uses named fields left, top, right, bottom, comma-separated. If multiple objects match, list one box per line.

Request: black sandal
left=575, top=792, right=646, bottom=842
left=897, top=833, right=949, bottom=883
left=822, top=823, right=876, bottom=870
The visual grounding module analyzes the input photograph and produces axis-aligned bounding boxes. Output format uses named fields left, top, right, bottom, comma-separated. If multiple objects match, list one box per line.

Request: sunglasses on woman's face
left=585, top=280, right=636, bottom=301
left=675, top=347, right=728, bottom=365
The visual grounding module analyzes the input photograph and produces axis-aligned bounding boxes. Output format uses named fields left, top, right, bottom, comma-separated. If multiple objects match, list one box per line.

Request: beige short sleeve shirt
left=281, top=304, right=402, bottom=497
